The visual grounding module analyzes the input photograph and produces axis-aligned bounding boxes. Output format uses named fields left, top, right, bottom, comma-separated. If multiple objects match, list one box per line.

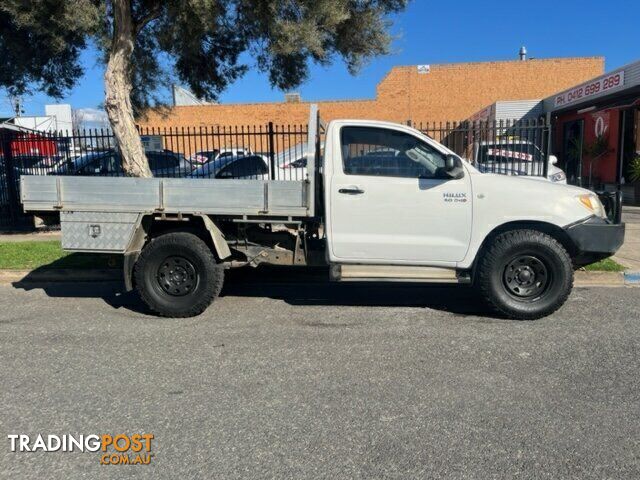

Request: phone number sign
left=554, top=71, right=625, bottom=108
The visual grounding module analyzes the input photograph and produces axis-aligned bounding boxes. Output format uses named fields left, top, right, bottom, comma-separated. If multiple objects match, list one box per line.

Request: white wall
left=12, top=104, right=73, bottom=133
left=45, top=104, right=73, bottom=132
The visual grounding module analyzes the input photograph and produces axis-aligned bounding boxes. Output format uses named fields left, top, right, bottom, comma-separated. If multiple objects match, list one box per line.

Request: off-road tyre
left=134, top=232, right=224, bottom=317
left=477, top=229, right=573, bottom=320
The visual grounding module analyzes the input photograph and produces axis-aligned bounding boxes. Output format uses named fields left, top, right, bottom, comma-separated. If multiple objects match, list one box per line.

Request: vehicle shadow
left=13, top=278, right=148, bottom=314
left=12, top=264, right=495, bottom=318
left=223, top=266, right=494, bottom=317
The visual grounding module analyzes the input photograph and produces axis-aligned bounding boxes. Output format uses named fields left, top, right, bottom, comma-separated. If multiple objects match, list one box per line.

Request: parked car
left=54, top=149, right=194, bottom=177
left=190, top=154, right=269, bottom=179
left=471, top=140, right=567, bottom=183
left=189, top=148, right=253, bottom=165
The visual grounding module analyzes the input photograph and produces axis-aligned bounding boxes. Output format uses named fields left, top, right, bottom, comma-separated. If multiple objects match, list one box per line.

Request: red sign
left=554, top=71, right=625, bottom=108
left=10, top=133, right=59, bottom=157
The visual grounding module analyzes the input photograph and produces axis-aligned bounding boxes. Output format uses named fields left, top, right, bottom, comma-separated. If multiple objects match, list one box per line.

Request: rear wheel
left=477, top=229, right=573, bottom=320
left=134, top=232, right=224, bottom=317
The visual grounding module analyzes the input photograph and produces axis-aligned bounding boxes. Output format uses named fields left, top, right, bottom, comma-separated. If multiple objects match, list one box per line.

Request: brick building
left=139, top=56, right=604, bottom=128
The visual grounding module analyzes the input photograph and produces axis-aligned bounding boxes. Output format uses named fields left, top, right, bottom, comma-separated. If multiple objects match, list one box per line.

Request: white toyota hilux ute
left=20, top=106, right=625, bottom=320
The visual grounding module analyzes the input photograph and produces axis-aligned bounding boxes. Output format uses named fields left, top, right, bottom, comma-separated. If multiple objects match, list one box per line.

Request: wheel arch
left=470, top=221, right=577, bottom=280
left=123, top=214, right=231, bottom=291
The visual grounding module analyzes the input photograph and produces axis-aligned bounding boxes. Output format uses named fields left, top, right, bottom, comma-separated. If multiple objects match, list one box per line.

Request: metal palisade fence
left=415, top=118, right=551, bottom=179
left=0, top=119, right=550, bottom=227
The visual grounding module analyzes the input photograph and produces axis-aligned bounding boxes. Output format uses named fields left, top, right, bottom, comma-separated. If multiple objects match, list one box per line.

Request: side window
left=341, top=126, right=446, bottom=178
left=148, top=152, right=179, bottom=170
left=204, top=151, right=219, bottom=162
left=216, top=156, right=267, bottom=178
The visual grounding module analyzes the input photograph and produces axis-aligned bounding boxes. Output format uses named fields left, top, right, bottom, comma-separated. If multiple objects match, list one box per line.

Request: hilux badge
left=443, top=192, right=467, bottom=203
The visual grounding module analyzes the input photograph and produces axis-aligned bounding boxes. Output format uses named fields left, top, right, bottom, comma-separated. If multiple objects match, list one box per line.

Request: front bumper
left=564, top=216, right=625, bottom=265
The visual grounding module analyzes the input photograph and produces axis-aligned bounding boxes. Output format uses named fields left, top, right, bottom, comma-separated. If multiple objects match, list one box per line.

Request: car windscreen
left=197, top=150, right=219, bottom=162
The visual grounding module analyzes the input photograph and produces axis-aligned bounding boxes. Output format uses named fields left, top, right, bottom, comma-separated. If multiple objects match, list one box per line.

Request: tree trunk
left=104, top=0, right=152, bottom=177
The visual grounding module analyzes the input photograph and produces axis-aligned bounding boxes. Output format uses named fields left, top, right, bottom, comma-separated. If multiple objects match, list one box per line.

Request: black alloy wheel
left=502, top=254, right=551, bottom=301
left=134, top=232, right=224, bottom=317
left=156, top=256, right=199, bottom=297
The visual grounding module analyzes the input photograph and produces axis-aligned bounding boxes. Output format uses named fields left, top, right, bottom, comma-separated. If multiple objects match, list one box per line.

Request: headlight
left=577, top=193, right=607, bottom=218
left=550, top=171, right=566, bottom=182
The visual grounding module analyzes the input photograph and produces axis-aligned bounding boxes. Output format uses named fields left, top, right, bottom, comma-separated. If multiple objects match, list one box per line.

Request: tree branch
left=135, top=3, right=162, bottom=34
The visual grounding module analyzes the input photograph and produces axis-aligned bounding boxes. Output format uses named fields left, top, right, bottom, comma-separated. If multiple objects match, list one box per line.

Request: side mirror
left=549, top=154, right=558, bottom=165
left=444, top=154, right=465, bottom=180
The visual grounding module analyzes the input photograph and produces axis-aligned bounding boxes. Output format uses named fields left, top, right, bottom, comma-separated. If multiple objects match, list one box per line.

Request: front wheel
left=477, top=229, right=573, bottom=320
left=134, top=232, right=224, bottom=317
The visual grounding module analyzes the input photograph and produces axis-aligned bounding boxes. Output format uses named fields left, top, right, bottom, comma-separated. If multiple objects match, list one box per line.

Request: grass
left=583, top=258, right=626, bottom=272
left=0, top=240, right=121, bottom=270
left=0, top=240, right=627, bottom=273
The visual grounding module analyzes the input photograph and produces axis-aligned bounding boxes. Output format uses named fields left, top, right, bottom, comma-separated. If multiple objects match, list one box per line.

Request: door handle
left=338, top=187, right=365, bottom=195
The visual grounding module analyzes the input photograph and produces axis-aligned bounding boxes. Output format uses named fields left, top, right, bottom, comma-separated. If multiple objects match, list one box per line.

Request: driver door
left=328, top=125, right=472, bottom=264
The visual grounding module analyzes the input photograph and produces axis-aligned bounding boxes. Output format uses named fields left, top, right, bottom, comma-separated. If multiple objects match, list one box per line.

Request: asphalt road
left=0, top=269, right=639, bottom=479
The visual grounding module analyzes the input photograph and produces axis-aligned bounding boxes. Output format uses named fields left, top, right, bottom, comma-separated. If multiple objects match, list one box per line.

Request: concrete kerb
left=624, top=271, right=640, bottom=285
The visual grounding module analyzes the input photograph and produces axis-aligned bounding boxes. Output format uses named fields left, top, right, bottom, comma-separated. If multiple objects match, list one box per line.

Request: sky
left=2, top=0, right=639, bottom=120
